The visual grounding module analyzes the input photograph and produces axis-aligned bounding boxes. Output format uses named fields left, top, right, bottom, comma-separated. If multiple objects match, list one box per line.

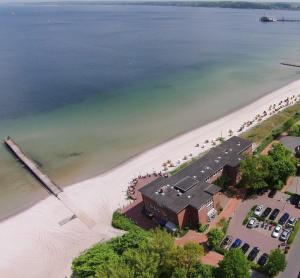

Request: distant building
left=140, top=136, right=252, bottom=229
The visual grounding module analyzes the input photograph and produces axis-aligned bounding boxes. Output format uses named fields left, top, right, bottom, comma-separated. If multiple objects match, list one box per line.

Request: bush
left=218, top=217, right=231, bottom=234
left=213, top=245, right=228, bottom=255
left=198, top=223, right=208, bottom=233
left=112, top=211, right=138, bottom=231
left=287, top=220, right=300, bottom=245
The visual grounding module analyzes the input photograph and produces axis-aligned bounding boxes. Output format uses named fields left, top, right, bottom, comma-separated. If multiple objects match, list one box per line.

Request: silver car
left=280, top=228, right=291, bottom=241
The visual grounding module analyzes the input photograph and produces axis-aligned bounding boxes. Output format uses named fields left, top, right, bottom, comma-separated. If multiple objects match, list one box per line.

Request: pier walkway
left=4, top=136, right=62, bottom=196
left=4, top=136, right=95, bottom=228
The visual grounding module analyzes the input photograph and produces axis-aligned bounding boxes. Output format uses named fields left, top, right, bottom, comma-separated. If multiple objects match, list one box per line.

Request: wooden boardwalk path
left=4, top=136, right=62, bottom=196
left=4, top=136, right=96, bottom=228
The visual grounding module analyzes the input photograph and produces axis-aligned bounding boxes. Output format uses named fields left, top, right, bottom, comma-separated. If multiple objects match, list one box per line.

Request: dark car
left=258, top=253, right=268, bottom=266
left=241, top=243, right=250, bottom=254
left=230, top=238, right=242, bottom=249
left=268, top=189, right=277, bottom=198
left=278, top=212, right=290, bottom=225
left=248, top=247, right=260, bottom=261
left=290, top=194, right=300, bottom=206
left=221, top=236, right=233, bottom=249
left=269, top=208, right=280, bottom=220
left=261, top=207, right=272, bottom=218
left=257, top=188, right=268, bottom=196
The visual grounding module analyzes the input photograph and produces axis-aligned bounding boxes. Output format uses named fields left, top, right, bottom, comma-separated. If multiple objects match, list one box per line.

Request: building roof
left=140, top=136, right=252, bottom=213
left=279, top=136, right=300, bottom=154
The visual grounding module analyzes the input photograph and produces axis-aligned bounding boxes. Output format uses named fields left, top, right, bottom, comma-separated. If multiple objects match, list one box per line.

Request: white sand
left=1, top=79, right=300, bottom=278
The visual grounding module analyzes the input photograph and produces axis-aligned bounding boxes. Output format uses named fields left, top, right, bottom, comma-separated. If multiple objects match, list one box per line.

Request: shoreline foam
left=1, top=78, right=300, bottom=277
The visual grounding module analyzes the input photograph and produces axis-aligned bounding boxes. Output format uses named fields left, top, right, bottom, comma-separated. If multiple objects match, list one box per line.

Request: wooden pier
left=4, top=136, right=96, bottom=228
left=281, top=63, right=300, bottom=68
left=4, top=136, right=62, bottom=196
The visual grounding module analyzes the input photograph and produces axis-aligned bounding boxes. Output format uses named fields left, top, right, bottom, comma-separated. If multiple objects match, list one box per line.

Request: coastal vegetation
left=240, top=143, right=297, bottom=191
left=241, top=102, right=300, bottom=153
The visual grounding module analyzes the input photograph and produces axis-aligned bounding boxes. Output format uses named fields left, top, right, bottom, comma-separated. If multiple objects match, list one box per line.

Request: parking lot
left=225, top=191, right=300, bottom=263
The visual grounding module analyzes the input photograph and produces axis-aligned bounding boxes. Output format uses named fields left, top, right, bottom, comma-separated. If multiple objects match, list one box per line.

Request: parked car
left=231, top=238, right=242, bottom=249
left=278, top=213, right=290, bottom=225
left=272, top=224, right=282, bottom=238
left=257, top=188, right=268, bottom=196
left=269, top=208, right=280, bottom=220
left=257, top=253, right=268, bottom=266
left=261, top=207, right=272, bottom=218
left=289, top=194, right=300, bottom=206
left=248, top=247, right=260, bottom=261
left=280, top=228, right=292, bottom=241
left=221, top=236, right=233, bottom=249
left=241, top=243, right=250, bottom=254
left=268, top=189, right=277, bottom=198
left=254, top=205, right=264, bottom=216
left=286, top=217, right=297, bottom=228
left=247, top=217, right=256, bottom=228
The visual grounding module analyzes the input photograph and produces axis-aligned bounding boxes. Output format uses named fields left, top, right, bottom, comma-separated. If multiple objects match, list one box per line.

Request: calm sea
left=0, top=3, right=300, bottom=219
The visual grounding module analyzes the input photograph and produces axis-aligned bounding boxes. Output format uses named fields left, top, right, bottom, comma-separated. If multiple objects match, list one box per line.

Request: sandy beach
left=1, top=78, right=300, bottom=278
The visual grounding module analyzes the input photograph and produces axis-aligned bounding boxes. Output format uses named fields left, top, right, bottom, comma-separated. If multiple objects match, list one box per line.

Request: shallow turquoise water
left=0, top=4, right=300, bottom=219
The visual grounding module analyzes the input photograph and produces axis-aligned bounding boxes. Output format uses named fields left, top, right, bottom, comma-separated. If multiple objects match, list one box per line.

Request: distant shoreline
left=22, top=1, right=300, bottom=11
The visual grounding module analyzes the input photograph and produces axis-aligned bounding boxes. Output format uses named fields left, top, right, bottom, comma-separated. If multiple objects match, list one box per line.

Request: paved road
left=279, top=233, right=300, bottom=278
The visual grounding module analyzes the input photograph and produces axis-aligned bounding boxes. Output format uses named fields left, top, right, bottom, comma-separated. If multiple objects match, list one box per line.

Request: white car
left=272, top=224, right=282, bottom=238
left=254, top=205, right=264, bottom=216
left=247, top=217, right=256, bottom=228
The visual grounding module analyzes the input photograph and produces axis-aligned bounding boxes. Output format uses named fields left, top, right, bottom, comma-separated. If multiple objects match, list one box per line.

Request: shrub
left=213, top=245, right=228, bottom=255
left=242, top=206, right=256, bottom=225
left=112, top=211, right=138, bottom=231
left=198, top=223, right=208, bottom=233
left=287, top=220, right=300, bottom=245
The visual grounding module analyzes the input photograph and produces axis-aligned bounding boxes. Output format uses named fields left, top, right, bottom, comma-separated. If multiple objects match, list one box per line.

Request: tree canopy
left=240, top=143, right=296, bottom=190
left=207, top=228, right=224, bottom=249
left=218, top=249, right=250, bottom=278
left=263, top=249, right=287, bottom=277
left=72, top=214, right=205, bottom=278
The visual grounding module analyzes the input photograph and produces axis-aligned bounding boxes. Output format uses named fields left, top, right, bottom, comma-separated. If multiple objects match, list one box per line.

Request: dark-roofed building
left=140, top=136, right=252, bottom=229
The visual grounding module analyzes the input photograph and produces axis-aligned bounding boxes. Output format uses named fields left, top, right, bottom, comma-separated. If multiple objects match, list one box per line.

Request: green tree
left=207, top=228, right=224, bottom=249
left=263, top=249, right=287, bottom=277
left=72, top=243, right=120, bottom=277
left=194, top=263, right=215, bottom=278
left=96, top=257, right=134, bottom=278
left=171, top=267, right=188, bottom=278
left=240, top=155, right=269, bottom=190
left=288, top=124, right=300, bottom=136
left=147, top=229, right=177, bottom=276
left=176, top=242, right=204, bottom=278
left=218, top=248, right=250, bottom=278
left=123, top=245, right=160, bottom=278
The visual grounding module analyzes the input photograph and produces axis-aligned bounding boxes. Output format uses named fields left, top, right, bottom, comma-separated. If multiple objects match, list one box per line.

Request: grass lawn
left=241, top=101, right=300, bottom=145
